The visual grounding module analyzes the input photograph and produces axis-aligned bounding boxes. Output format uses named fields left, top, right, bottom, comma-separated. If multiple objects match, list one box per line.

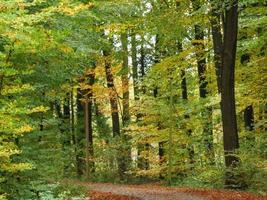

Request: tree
left=193, top=0, right=214, bottom=161
left=83, top=70, right=95, bottom=178
left=220, top=0, right=240, bottom=187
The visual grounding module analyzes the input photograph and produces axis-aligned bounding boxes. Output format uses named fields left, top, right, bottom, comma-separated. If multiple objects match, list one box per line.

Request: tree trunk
left=70, top=89, right=79, bottom=177
left=240, top=27, right=255, bottom=142
left=179, top=39, right=194, bottom=167
left=103, top=50, right=120, bottom=137
left=55, top=95, right=71, bottom=175
left=131, top=33, right=139, bottom=100
left=193, top=3, right=214, bottom=162
left=63, top=93, right=71, bottom=145
left=140, top=37, right=146, bottom=78
left=181, top=69, right=195, bottom=168
left=121, top=33, right=131, bottom=178
left=76, top=88, right=85, bottom=177
left=121, top=33, right=130, bottom=126
left=137, top=35, right=150, bottom=170
left=244, top=105, right=254, bottom=131
left=84, top=73, right=95, bottom=179
left=221, top=0, right=240, bottom=188
left=103, top=46, right=126, bottom=178
left=154, top=35, right=165, bottom=173
left=210, top=0, right=223, bottom=93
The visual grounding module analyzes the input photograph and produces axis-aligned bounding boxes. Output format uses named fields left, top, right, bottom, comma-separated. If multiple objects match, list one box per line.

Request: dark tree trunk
left=63, top=94, right=71, bottom=174
left=158, top=142, right=164, bottom=164
left=181, top=69, right=195, bottom=167
left=121, top=32, right=131, bottom=179
left=84, top=73, right=95, bottom=178
left=221, top=0, right=240, bottom=188
left=103, top=46, right=126, bottom=178
left=194, top=25, right=208, bottom=99
left=240, top=28, right=255, bottom=141
left=221, top=0, right=239, bottom=167
left=70, top=89, right=79, bottom=177
left=103, top=50, right=120, bottom=137
left=137, top=35, right=150, bottom=170
left=55, top=94, right=71, bottom=175
left=210, top=1, right=223, bottom=93
left=76, top=88, right=85, bottom=177
left=154, top=35, right=165, bottom=173
left=244, top=105, right=254, bottom=131
left=193, top=3, right=214, bottom=161
left=121, top=33, right=130, bottom=126
left=154, top=86, right=162, bottom=170
left=94, top=100, right=110, bottom=141
left=63, top=93, right=71, bottom=145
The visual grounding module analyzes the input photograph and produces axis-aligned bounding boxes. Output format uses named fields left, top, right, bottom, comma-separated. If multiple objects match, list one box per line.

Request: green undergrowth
left=2, top=180, right=87, bottom=200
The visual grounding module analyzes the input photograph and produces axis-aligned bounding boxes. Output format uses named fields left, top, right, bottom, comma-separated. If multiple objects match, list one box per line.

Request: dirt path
left=70, top=181, right=267, bottom=200
left=86, top=183, right=206, bottom=200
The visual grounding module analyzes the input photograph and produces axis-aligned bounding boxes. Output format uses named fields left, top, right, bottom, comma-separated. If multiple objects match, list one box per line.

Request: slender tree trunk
left=240, top=28, right=255, bottom=142
left=221, top=0, right=240, bottom=188
left=137, top=36, right=150, bottom=170
left=103, top=47, right=126, bottom=178
left=70, top=89, right=79, bottom=176
left=94, top=99, right=110, bottom=140
left=76, top=88, right=85, bottom=177
left=131, top=33, right=148, bottom=170
left=210, top=1, right=223, bottom=93
left=84, top=73, right=95, bottom=179
left=121, top=33, right=131, bottom=178
left=121, top=33, right=130, bottom=126
left=63, top=94, right=71, bottom=174
left=55, top=95, right=71, bottom=175
left=63, top=93, right=71, bottom=145
left=244, top=105, right=254, bottom=131
left=154, top=35, right=165, bottom=173
left=181, top=69, right=195, bottom=167
left=70, top=90, right=76, bottom=145
left=88, top=74, right=95, bottom=174
left=131, top=33, right=139, bottom=100
left=103, top=50, right=120, bottom=137
left=193, top=3, right=214, bottom=161
left=140, top=37, right=146, bottom=78
left=84, top=98, right=90, bottom=179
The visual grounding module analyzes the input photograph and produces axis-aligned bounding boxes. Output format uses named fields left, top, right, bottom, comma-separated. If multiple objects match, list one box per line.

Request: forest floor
left=73, top=181, right=267, bottom=200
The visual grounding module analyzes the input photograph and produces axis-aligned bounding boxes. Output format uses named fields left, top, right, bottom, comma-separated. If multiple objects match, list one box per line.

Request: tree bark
left=155, top=35, right=162, bottom=161
left=131, top=33, right=139, bottom=100
left=84, top=72, right=95, bottom=178
left=181, top=69, right=195, bottom=167
left=63, top=93, right=71, bottom=145
left=240, top=27, right=255, bottom=140
left=244, top=105, right=254, bottom=131
left=103, top=50, right=120, bottom=137
left=70, top=89, right=80, bottom=177
left=120, top=32, right=131, bottom=179
left=221, top=0, right=239, bottom=188
left=55, top=95, right=71, bottom=176
left=221, top=0, right=239, bottom=167
left=76, top=88, right=85, bottom=177
left=193, top=3, right=214, bottom=161
left=121, top=33, right=130, bottom=126
left=103, top=45, right=126, bottom=178
left=210, top=1, right=223, bottom=93
left=137, top=35, right=150, bottom=170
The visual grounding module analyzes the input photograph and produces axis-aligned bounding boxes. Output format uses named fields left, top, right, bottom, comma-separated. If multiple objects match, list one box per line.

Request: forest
left=0, top=0, right=266, bottom=199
